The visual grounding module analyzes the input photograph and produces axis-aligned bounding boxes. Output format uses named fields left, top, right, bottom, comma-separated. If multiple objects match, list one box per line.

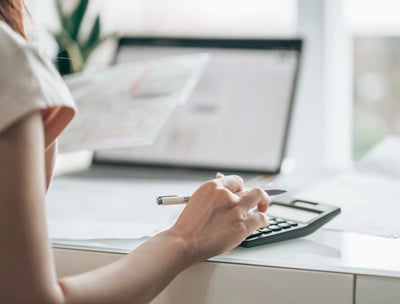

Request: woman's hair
left=0, top=0, right=25, bottom=37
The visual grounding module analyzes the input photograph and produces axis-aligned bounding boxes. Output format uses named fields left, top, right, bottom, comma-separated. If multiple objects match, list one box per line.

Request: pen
left=157, top=189, right=287, bottom=205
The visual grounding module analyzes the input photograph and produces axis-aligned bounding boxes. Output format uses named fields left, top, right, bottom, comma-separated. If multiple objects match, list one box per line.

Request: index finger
left=239, top=187, right=270, bottom=212
left=216, top=174, right=244, bottom=194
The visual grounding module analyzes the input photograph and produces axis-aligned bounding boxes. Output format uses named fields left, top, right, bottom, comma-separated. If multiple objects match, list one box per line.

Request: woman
left=0, top=1, right=269, bottom=303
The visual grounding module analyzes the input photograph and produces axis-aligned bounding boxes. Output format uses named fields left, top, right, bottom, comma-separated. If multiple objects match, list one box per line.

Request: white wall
left=290, top=0, right=352, bottom=170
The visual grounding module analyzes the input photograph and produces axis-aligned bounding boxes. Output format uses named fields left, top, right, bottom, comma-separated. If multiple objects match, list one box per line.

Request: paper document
left=45, top=175, right=203, bottom=240
left=58, top=53, right=209, bottom=152
left=296, top=136, right=400, bottom=238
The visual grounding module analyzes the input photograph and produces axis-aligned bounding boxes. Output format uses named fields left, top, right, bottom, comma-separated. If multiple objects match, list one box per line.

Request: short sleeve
left=0, top=22, right=77, bottom=148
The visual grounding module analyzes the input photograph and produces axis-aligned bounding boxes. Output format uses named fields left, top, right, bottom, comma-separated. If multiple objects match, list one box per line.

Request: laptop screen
left=94, top=37, right=302, bottom=173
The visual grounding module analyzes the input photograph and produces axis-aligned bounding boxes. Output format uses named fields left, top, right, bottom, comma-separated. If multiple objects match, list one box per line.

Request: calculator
left=240, top=199, right=341, bottom=247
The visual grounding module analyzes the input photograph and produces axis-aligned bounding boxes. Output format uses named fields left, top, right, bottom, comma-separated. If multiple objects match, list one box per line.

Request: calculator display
left=267, top=204, right=320, bottom=223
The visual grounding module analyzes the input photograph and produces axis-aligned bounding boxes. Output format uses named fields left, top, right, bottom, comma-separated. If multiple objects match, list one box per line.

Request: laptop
left=94, top=37, right=302, bottom=175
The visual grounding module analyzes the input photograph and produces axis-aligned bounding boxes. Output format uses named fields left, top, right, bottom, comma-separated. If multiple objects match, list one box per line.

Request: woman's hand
left=169, top=174, right=270, bottom=263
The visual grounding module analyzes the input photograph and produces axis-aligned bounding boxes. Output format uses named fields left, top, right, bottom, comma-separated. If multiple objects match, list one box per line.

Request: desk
left=49, top=165, right=400, bottom=303
left=53, top=229, right=400, bottom=304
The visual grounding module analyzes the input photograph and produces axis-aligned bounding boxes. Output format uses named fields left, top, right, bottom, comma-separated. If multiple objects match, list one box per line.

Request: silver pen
left=157, top=189, right=287, bottom=205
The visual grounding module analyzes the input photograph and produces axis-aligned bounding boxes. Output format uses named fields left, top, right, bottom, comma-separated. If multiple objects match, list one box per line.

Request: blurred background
left=25, top=0, right=400, bottom=168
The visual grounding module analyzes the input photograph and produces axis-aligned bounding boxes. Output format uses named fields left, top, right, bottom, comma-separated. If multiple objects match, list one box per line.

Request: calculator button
left=268, top=225, right=282, bottom=231
left=275, top=218, right=286, bottom=223
left=287, top=221, right=298, bottom=226
left=268, top=220, right=278, bottom=226
left=277, top=223, right=291, bottom=229
left=261, top=228, right=272, bottom=234
left=246, top=231, right=262, bottom=239
left=258, top=227, right=272, bottom=233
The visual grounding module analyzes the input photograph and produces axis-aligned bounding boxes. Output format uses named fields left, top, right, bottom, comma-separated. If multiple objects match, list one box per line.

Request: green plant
left=52, top=0, right=112, bottom=75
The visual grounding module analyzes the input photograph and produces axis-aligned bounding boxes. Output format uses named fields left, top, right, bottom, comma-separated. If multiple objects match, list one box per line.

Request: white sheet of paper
left=295, top=136, right=400, bottom=238
left=45, top=177, right=202, bottom=240
left=58, top=53, right=209, bottom=152
left=47, top=219, right=157, bottom=239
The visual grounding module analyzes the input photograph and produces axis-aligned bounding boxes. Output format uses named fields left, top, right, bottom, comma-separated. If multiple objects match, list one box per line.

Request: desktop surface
left=48, top=164, right=400, bottom=279
left=53, top=228, right=400, bottom=278
left=49, top=164, right=400, bottom=304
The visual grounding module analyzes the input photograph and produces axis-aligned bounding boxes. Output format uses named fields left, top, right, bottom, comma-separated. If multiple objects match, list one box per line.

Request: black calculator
left=240, top=199, right=341, bottom=247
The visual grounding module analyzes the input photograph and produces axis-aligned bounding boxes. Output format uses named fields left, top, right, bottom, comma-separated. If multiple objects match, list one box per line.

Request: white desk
left=53, top=229, right=400, bottom=304
left=50, top=165, right=400, bottom=304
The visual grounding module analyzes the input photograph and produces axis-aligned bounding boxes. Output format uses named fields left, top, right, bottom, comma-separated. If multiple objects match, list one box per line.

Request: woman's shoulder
left=0, top=21, right=75, bottom=106
left=0, top=21, right=29, bottom=59
left=0, top=21, right=77, bottom=147
left=0, top=21, right=51, bottom=87
left=0, top=21, right=58, bottom=79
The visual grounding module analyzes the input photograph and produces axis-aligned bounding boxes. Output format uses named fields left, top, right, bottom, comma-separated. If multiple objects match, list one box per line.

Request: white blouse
left=0, top=21, right=77, bottom=148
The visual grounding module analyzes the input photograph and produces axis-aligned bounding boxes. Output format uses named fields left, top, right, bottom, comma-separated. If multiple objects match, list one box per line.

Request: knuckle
left=232, top=174, right=244, bottom=184
left=215, top=187, right=230, bottom=201
left=202, top=180, right=233, bottom=204
left=252, top=187, right=270, bottom=204
left=232, top=206, right=244, bottom=219
left=251, top=187, right=265, bottom=197
left=202, top=180, right=219, bottom=192
left=233, top=218, right=249, bottom=233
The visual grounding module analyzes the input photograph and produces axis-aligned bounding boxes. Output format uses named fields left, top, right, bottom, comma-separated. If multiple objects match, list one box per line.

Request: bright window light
left=345, top=0, right=400, bottom=34
left=99, top=0, right=297, bottom=36
left=345, top=0, right=400, bottom=159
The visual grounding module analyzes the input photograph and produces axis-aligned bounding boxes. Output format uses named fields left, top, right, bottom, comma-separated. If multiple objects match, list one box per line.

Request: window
left=345, top=0, right=400, bottom=159
left=99, top=0, right=297, bottom=37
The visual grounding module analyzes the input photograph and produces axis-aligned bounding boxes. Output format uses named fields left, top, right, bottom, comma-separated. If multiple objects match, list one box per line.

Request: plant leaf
left=70, top=0, right=89, bottom=40
left=53, top=29, right=85, bottom=73
left=55, top=0, right=71, bottom=33
left=52, top=30, right=64, bottom=49
left=84, top=15, right=101, bottom=51
left=82, top=32, right=117, bottom=61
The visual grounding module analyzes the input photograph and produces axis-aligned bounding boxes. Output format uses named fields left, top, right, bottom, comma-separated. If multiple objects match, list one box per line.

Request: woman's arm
left=0, top=111, right=64, bottom=303
left=0, top=111, right=269, bottom=304
left=45, top=141, right=56, bottom=190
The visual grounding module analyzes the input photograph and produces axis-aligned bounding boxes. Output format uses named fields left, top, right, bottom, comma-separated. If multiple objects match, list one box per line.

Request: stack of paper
left=59, top=53, right=209, bottom=152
